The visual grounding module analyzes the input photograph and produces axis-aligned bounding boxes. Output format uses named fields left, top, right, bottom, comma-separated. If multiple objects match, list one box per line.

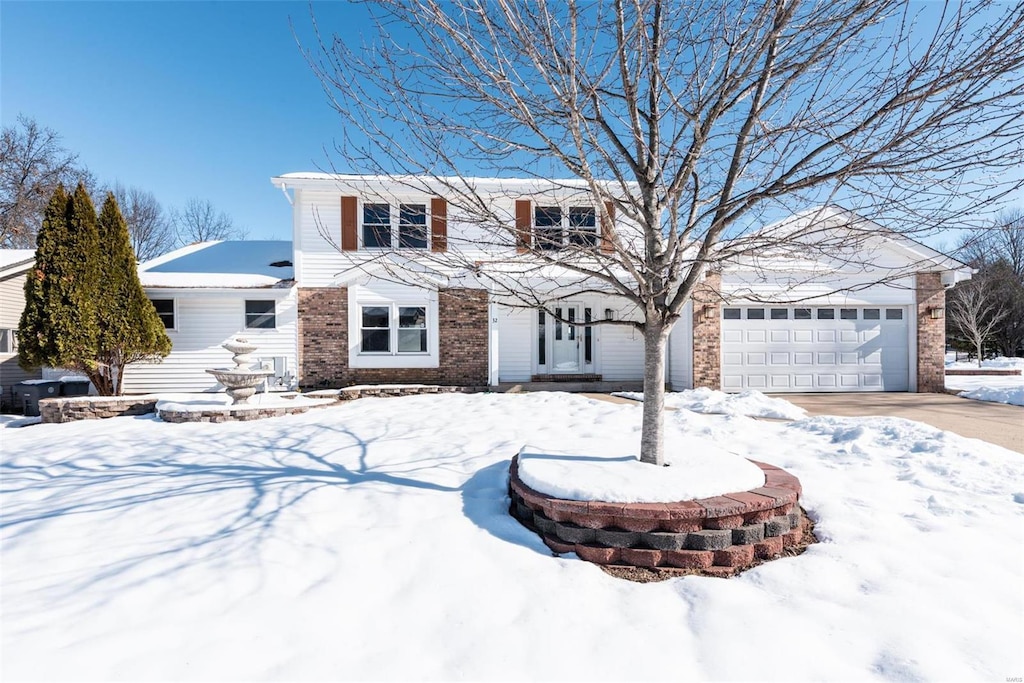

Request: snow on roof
left=138, top=241, right=294, bottom=289
left=0, top=249, right=36, bottom=273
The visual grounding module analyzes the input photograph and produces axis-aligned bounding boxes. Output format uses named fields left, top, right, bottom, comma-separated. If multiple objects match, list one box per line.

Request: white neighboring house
left=122, top=241, right=298, bottom=394
left=0, top=249, right=43, bottom=404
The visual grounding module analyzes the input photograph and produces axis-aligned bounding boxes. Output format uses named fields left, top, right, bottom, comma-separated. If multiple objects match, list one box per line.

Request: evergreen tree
left=93, top=193, right=171, bottom=394
left=18, top=183, right=100, bottom=372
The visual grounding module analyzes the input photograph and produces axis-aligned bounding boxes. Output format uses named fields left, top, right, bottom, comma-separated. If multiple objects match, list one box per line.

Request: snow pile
left=2, top=392, right=1021, bottom=681
left=517, top=439, right=765, bottom=503
left=614, top=387, right=807, bottom=420
left=957, top=385, right=1024, bottom=407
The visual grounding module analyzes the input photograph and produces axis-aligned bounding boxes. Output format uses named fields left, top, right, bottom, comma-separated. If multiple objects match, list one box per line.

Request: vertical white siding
left=496, top=305, right=532, bottom=381
left=122, top=289, right=297, bottom=394
left=598, top=323, right=644, bottom=380
left=668, top=301, right=693, bottom=390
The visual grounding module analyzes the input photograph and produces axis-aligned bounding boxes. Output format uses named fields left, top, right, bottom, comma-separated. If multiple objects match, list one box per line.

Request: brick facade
left=691, top=270, right=722, bottom=390
left=915, top=271, right=946, bottom=393
left=296, top=287, right=489, bottom=388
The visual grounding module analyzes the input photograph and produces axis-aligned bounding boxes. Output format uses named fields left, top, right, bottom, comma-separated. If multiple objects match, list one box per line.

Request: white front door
left=551, top=305, right=581, bottom=372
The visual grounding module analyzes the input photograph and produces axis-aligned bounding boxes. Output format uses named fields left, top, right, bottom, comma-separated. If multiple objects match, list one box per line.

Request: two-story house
left=270, top=173, right=972, bottom=394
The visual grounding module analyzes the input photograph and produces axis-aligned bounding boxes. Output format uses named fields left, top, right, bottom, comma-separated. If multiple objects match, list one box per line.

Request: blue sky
left=3, top=2, right=1020, bottom=248
left=2, top=1, right=360, bottom=241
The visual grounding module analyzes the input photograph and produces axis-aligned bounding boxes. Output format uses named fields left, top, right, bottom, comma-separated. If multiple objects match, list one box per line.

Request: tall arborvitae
left=18, top=183, right=100, bottom=373
left=93, top=193, right=171, bottom=394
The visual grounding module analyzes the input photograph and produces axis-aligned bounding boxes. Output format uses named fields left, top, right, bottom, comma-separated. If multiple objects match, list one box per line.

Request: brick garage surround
left=916, top=272, right=945, bottom=393
left=297, top=287, right=489, bottom=388
left=691, top=270, right=722, bottom=390
left=509, top=455, right=813, bottom=577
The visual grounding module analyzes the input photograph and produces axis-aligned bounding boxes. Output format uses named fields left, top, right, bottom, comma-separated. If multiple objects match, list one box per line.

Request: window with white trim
left=150, top=298, right=175, bottom=329
left=245, top=300, right=276, bottom=329
left=0, top=329, right=16, bottom=354
left=535, top=204, right=598, bottom=249
left=363, top=202, right=430, bottom=250
left=359, top=304, right=429, bottom=355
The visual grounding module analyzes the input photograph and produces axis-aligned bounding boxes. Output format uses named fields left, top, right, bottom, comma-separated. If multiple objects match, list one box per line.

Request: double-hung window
left=535, top=205, right=598, bottom=249
left=0, top=329, right=16, bottom=354
left=363, top=203, right=392, bottom=248
left=150, top=299, right=175, bottom=329
left=535, top=206, right=562, bottom=250
left=245, top=300, right=276, bottom=329
left=359, top=304, right=429, bottom=354
left=363, top=202, right=430, bottom=249
left=568, top=207, right=597, bottom=246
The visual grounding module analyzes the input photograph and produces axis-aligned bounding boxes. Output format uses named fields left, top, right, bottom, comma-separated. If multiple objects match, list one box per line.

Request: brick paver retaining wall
left=40, top=396, right=158, bottom=423
left=509, top=455, right=810, bottom=577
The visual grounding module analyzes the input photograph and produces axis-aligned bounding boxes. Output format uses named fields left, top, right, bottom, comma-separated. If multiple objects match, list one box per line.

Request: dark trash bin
left=60, top=378, right=91, bottom=397
left=15, top=380, right=60, bottom=417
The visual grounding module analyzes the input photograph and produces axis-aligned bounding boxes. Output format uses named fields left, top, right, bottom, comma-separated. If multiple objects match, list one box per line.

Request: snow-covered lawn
left=2, top=393, right=1022, bottom=681
left=613, top=387, right=807, bottom=419
left=945, top=356, right=1024, bottom=406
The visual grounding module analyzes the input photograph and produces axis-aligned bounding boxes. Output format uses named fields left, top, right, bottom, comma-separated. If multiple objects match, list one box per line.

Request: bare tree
left=108, top=183, right=175, bottom=261
left=948, top=279, right=1007, bottom=365
left=956, top=210, right=1024, bottom=356
left=305, top=0, right=1024, bottom=465
left=170, top=198, right=246, bottom=246
left=0, top=115, right=93, bottom=247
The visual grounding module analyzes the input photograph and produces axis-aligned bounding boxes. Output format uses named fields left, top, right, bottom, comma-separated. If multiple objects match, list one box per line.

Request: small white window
left=363, top=204, right=392, bottom=248
left=863, top=308, right=880, bottom=320
left=747, top=308, right=765, bottom=320
left=245, top=300, right=276, bottom=329
left=840, top=308, right=858, bottom=320
left=770, top=308, right=788, bottom=320
left=817, top=308, right=835, bottom=320
left=150, top=299, right=175, bottom=329
left=0, top=329, right=16, bottom=353
left=794, top=308, right=812, bottom=320
left=723, top=308, right=741, bottom=320
left=886, top=308, right=903, bottom=320
left=361, top=306, right=391, bottom=352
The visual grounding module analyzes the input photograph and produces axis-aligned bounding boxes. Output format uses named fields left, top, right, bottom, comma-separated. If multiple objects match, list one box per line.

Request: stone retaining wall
left=40, top=397, right=157, bottom=424
left=508, top=455, right=810, bottom=577
left=157, top=402, right=334, bottom=423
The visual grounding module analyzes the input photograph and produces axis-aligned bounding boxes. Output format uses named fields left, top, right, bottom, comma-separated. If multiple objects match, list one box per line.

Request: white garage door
left=721, top=306, right=910, bottom=392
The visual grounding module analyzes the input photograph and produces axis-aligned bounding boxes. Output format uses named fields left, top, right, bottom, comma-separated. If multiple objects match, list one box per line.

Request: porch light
left=604, top=308, right=614, bottom=321
left=929, top=306, right=945, bottom=320
left=703, top=305, right=717, bottom=321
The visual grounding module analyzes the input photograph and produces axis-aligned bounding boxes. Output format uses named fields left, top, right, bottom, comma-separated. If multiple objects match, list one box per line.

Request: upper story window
left=362, top=203, right=429, bottom=250
left=534, top=205, right=598, bottom=250
left=150, top=299, right=175, bottom=330
left=363, top=203, right=392, bottom=248
left=245, top=300, right=276, bottom=329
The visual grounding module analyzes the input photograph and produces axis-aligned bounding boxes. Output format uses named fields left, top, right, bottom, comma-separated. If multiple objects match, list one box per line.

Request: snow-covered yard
left=2, top=392, right=1022, bottom=681
left=945, top=355, right=1024, bottom=406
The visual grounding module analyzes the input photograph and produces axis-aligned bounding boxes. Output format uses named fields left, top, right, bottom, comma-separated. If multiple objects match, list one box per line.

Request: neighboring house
left=0, top=249, right=43, bottom=405
left=270, top=174, right=972, bottom=394
left=121, top=241, right=298, bottom=394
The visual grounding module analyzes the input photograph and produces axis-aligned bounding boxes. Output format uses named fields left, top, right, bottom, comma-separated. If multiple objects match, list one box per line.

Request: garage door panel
left=721, top=306, right=909, bottom=393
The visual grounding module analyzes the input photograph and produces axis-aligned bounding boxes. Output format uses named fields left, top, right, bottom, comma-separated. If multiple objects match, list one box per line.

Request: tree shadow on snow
left=1, top=412, right=548, bottom=623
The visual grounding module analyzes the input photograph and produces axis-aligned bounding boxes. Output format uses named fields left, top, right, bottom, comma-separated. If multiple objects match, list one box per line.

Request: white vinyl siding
left=0, top=270, right=43, bottom=389
left=668, top=301, right=693, bottom=390
left=598, top=324, right=644, bottom=381
left=121, top=290, right=298, bottom=394
left=496, top=305, right=532, bottom=381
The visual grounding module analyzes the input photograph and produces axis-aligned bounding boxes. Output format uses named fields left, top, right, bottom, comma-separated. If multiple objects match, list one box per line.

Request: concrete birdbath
left=206, top=337, right=275, bottom=405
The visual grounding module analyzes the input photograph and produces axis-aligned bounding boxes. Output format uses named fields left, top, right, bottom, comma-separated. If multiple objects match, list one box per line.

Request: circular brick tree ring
left=508, top=455, right=813, bottom=577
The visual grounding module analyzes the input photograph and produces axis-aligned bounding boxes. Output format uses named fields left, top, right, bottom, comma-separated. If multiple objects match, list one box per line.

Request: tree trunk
left=639, top=322, right=670, bottom=466
left=976, top=338, right=984, bottom=367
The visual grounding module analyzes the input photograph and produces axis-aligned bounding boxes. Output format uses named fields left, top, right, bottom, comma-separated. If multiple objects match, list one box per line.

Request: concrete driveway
left=778, top=393, right=1024, bottom=454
